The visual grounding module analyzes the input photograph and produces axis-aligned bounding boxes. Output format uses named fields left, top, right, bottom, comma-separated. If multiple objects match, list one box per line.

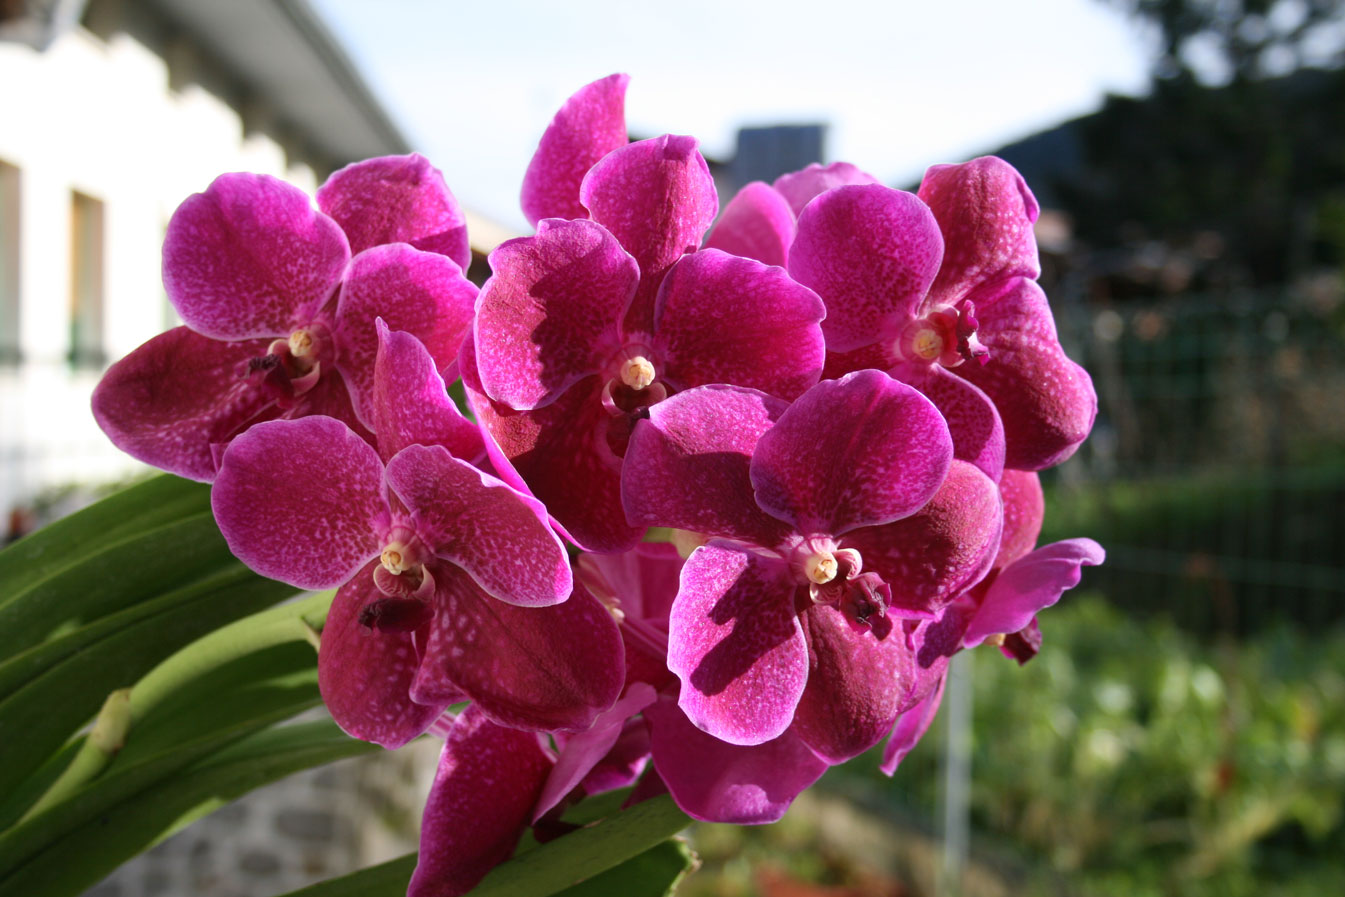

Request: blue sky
left=312, top=0, right=1153, bottom=231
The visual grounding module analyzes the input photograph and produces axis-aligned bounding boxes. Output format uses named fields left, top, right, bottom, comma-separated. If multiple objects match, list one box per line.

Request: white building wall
left=0, top=24, right=319, bottom=525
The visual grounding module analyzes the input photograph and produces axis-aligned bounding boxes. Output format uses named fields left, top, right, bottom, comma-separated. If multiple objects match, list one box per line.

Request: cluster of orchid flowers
left=91, top=73, right=1103, bottom=897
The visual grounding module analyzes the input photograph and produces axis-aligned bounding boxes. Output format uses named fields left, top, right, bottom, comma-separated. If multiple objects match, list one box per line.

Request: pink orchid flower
left=210, top=325, right=622, bottom=744
left=93, top=155, right=476, bottom=481
left=468, top=157, right=825, bottom=553
left=621, top=370, right=1004, bottom=756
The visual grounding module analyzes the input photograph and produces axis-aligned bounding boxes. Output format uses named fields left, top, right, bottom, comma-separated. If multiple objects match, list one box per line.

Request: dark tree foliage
left=1056, top=1, right=1345, bottom=288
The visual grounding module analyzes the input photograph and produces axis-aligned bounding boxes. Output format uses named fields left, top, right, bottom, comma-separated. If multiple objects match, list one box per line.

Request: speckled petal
left=750, top=370, right=952, bottom=537
left=411, top=566, right=623, bottom=732
left=521, top=73, right=630, bottom=225
left=408, top=706, right=552, bottom=897
left=383, top=444, right=570, bottom=607
left=772, top=161, right=880, bottom=217
left=917, top=156, right=1040, bottom=308
left=646, top=694, right=827, bottom=824
left=371, top=322, right=482, bottom=464
left=317, top=153, right=470, bottom=270
left=580, top=135, right=718, bottom=333
left=474, top=219, right=635, bottom=410
left=952, top=278, right=1097, bottom=470
left=623, top=385, right=794, bottom=549
left=532, top=682, right=657, bottom=822
left=892, top=361, right=1005, bottom=483
left=879, top=675, right=945, bottom=775
left=211, top=416, right=387, bottom=589
left=995, top=469, right=1044, bottom=569
left=91, top=327, right=278, bottom=482
left=788, top=184, right=943, bottom=353
left=318, top=561, right=443, bottom=749
left=332, top=244, right=477, bottom=429
left=792, top=602, right=926, bottom=763
left=579, top=542, right=684, bottom=625
left=464, top=352, right=640, bottom=553
left=840, top=460, right=1003, bottom=619
left=703, top=181, right=795, bottom=267
left=654, top=249, right=825, bottom=400
left=962, top=539, right=1104, bottom=648
left=163, top=173, right=348, bottom=339
left=670, top=541, right=806, bottom=746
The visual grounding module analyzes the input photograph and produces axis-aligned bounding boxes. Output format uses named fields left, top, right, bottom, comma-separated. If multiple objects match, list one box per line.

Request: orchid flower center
left=804, top=550, right=838, bottom=585
left=619, top=355, right=656, bottom=391
left=380, top=542, right=410, bottom=575
left=897, top=299, right=989, bottom=368
left=288, top=328, right=316, bottom=358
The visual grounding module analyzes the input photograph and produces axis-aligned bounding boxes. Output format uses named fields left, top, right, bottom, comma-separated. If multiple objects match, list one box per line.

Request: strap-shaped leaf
left=0, top=475, right=208, bottom=605
left=0, top=721, right=377, bottom=897
left=550, top=839, right=696, bottom=897
left=0, top=511, right=239, bottom=664
left=0, top=571, right=294, bottom=809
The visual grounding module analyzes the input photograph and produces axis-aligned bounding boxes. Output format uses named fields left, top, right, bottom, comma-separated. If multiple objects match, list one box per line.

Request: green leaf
left=550, top=839, right=696, bottom=897
left=0, top=474, right=208, bottom=603
left=0, top=511, right=241, bottom=663
left=273, top=854, right=419, bottom=897
left=468, top=795, right=691, bottom=897
left=268, top=797, right=695, bottom=897
left=0, top=721, right=378, bottom=897
left=0, top=571, right=294, bottom=807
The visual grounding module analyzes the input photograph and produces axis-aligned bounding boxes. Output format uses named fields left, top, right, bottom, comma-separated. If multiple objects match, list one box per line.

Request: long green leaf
left=0, top=643, right=322, bottom=873
left=0, top=572, right=294, bottom=804
left=468, top=796, right=691, bottom=897
left=0, top=563, right=263, bottom=701
left=0, top=721, right=378, bottom=897
left=0, top=475, right=208, bottom=602
left=269, top=796, right=695, bottom=897
left=551, top=839, right=696, bottom=897
left=273, top=854, right=420, bottom=897
left=0, top=511, right=240, bottom=662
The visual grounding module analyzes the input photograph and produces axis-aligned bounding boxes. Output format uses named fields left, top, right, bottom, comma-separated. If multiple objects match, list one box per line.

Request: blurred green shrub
left=870, top=594, right=1345, bottom=896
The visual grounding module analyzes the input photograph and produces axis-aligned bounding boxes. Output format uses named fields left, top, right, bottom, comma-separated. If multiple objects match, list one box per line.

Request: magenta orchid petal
left=408, top=706, right=552, bottom=897
left=318, top=561, right=443, bottom=749
left=333, top=244, right=477, bottom=428
left=654, top=248, right=826, bottom=400
left=623, top=385, right=794, bottom=548
left=788, top=184, right=944, bottom=353
left=580, top=134, right=718, bottom=333
left=917, top=156, right=1041, bottom=308
left=163, top=173, right=349, bottom=340
left=521, top=73, right=630, bottom=225
left=996, top=469, right=1044, bottom=569
left=211, top=416, right=387, bottom=589
left=670, top=541, right=808, bottom=745
left=962, top=538, right=1106, bottom=648
left=772, top=161, right=880, bottom=217
left=371, top=322, right=482, bottom=464
left=792, top=602, right=928, bottom=763
left=465, top=363, right=641, bottom=553
left=703, top=181, right=796, bottom=267
left=879, top=675, right=945, bottom=776
left=316, top=153, right=471, bottom=270
left=286, top=367, right=375, bottom=443
left=383, top=444, right=570, bottom=607
left=952, top=278, right=1098, bottom=470
left=646, top=694, right=827, bottom=824
left=474, top=219, right=636, bottom=410
left=411, top=566, right=624, bottom=732
left=532, top=682, right=657, bottom=822
left=892, top=361, right=1005, bottom=483
left=581, top=718, right=652, bottom=795
left=840, top=460, right=1003, bottom=619
left=91, top=327, right=278, bottom=482
left=580, top=542, right=684, bottom=625
left=750, top=370, right=953, bottom=536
